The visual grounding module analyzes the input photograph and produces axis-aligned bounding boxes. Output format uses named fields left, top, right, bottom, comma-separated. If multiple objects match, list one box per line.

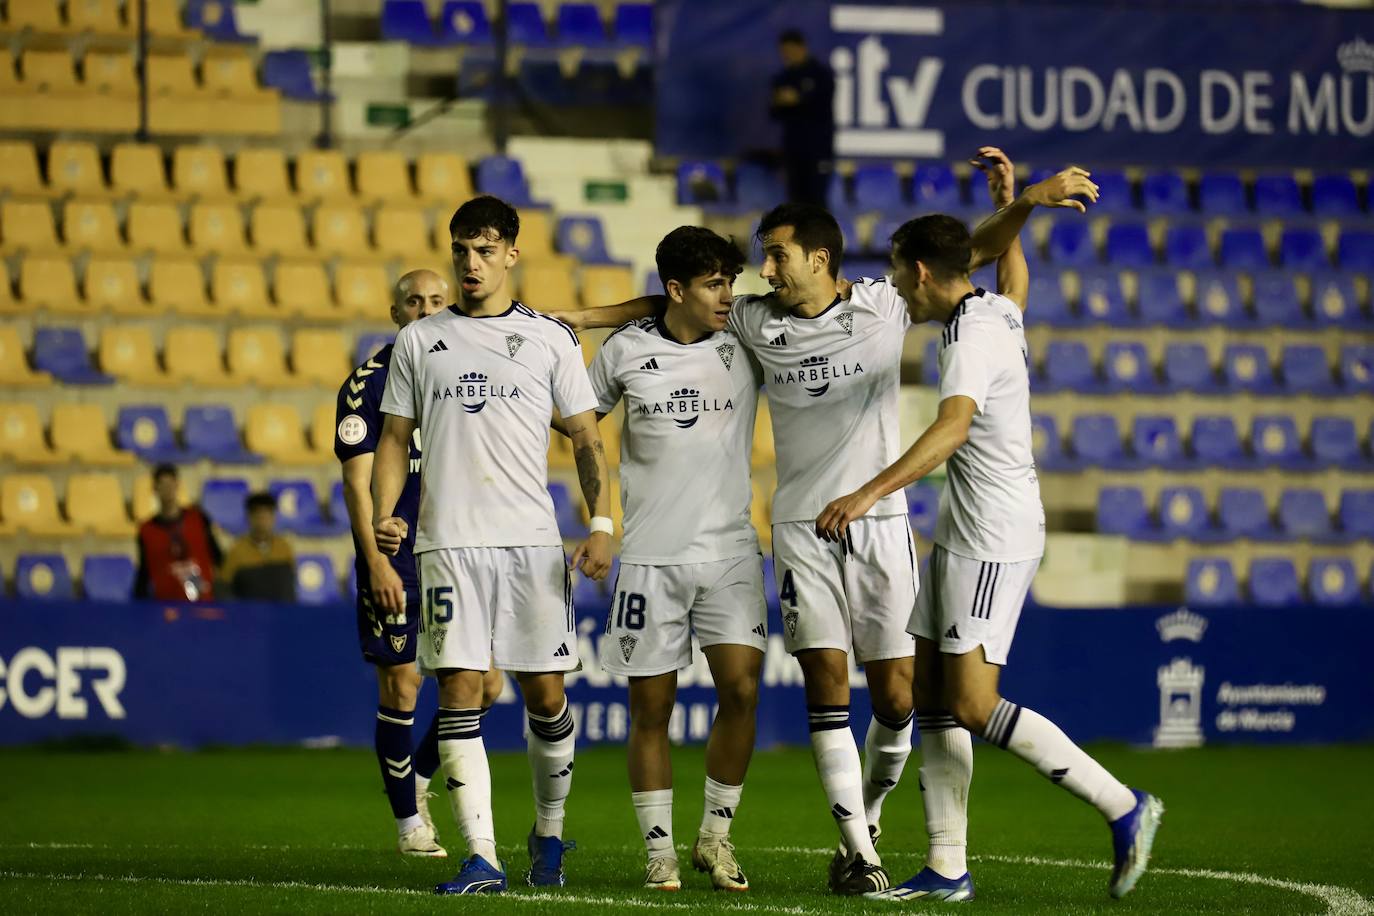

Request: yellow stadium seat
left=520, top=262, right=577, bottom=309
left=228, top=326, right=295, bottom=386
left=201, top=50, right=260, bottom=97
left=20, top=255, right=87, bottom=313
left=0, top=140, right=46, bottom=197
left=752, top=400, right=774, bottom=468
left=212, top=257, right=274, bottom=317
left=335, top=262, right=391, bottom=318
left=1, top=199, right=59, bottom=253
left=0, top=48, right=14, bottom=88
left=173, top=145, right=231, bottom=199
left=146, top=52, right=199, bottom=95
left=245, top=404, right=320, bottom=464
left=308, top=402, right=336, bottom=459
left=0, top=403, right=63, bottom=464
left=291, top=329, right=350, bottom=385
left=132, top=473, right=188, bottom=520
left=0, top=475, right=74, bottom=537
left=0, top=261, right=19, bottom=316
left=249, top=202, right=309, bottom=256
left=274, top=260, right=336, bottom=318
left=51, top=404, right=134, bottom=466
left=84, top=49, right=136, bottom=93
left=234, top=147, right=291, bottom=200
left=295, top=149, right=352, bottom=201
left=111, top=143, right=172, bottom=198
left=189, top=201, right=248, bottom=254
left=149, top=255, right=217, bottom=316
left=517, top=209, right=556, bottom=260
left=47, top=141, right=108, bottom=197
left=6, top=0, right=64, bottom=32
left=127, top=201, right=186, bottom=254
left=62, top=199, right=123, bottom=252
left=580, top=265, right=635, bottom=308
left=312, top=204, right=369, bottom=257
left=416, top=152, right=474, bottom=205
left=20, top=51, right=77, bottom=91
left=164, top=327, right=230, bottom=383
left=67, top=473, right=134, bottom=536
left=0, top=327, right=50, bottom=386
left=85, top=256, right=152, bottom=315
left=373, top=206, right=430, bottom=258
left=68, top=0, right=129, bottom=35
left=99, top=326, right=171, bottom=384
left=137, top=0, right=197, bottom=37
left=356, top=151, right=415, bottom=202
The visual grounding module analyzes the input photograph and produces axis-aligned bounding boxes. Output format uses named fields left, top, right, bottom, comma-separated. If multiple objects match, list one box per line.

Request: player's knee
left=480, top=671, right=504, bottom=708
left=629, top=695, right=674, bottom=731
left=947, top=692, right=997, bottom=734
left=714, top=675, right=759, bottom=717
left=869, top=684, right=914, bottom=723
left=377, top=665, right=420, bottom=710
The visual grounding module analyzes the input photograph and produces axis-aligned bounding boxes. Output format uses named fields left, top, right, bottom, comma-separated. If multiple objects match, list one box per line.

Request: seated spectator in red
left=219, top=492, right=297, bottom=602
left=134, top=463, right=222, bottom=601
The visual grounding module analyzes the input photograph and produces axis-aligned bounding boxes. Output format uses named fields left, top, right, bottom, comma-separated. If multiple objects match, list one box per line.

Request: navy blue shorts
left=357, top=588, right=422, bottom=666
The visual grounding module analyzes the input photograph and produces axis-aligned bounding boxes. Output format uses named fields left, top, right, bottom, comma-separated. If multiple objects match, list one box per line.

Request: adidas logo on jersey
left=641, top=358, right=661, bottom=371
left=428, top=340, right=449, bottom=353
left=553, top=643, right=571, bottom=658
left=768, top=332, right=788, bottom=346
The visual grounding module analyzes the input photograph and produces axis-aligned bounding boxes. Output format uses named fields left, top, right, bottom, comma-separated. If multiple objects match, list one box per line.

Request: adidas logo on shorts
left=945, top=624, right=960, bottom=640
left=553, top=643, right=571, bottom=657
left=751, top=623, right=766, bottom=637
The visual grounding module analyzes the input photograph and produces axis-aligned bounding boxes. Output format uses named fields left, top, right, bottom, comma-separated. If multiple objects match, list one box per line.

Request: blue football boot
left=1109, top=789, right=1165, bottom=898
left=435, top=854, right=507, bottom=895
left=526, top=826, right=576, bottom=887
left=871, top=867, right=975, bottom=902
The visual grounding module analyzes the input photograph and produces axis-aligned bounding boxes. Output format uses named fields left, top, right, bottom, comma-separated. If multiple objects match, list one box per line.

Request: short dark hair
left=656, top=226, right=745, bottom=289
left=890, top=215, right=972, bottom=281
left=152, top=463, right=177, bottom=482
left=756, top=203, right=844, bottom=279
left=245, top=492, right=277, bottom=513
left=779, top=28, right=805, bottom=45
left=448, top=195, right=520, bottom=244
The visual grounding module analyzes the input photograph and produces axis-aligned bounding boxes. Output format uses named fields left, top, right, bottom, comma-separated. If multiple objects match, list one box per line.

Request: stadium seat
left=62, top=199, right=123, bottom=253
left=186, top=0, right=253, bottom=42
left=51, top=403, right=131, bottom=466
left=15, top=555, right=74, bottom=601
left=1158, top=486, right=1213, bottom=541
left=0, top=141, right=44, bottom=197
left=21, top=254, right=90, bottom=313
left=1199, top=172, right=1247, bottom=214
left=1251, top=271, right=1306, bottom=327
left=913, top=164, right=961, bottom=210
left=269, top=480, right=333, bottom=537
left=1162, top=343, right=1220, bottom=393
left=336, top=264, right=391, bottom=319
left=234, top=148, right=293, bottom=200
left=163, top=327, right=230, bottom=384
left=1104, top=222, right=1153, bottom=267
left=1077, top=268, right=1132, bottom=324
left=139, top=0, right=197, bottom=37
left=1163, top=224, right=1212, bottom=269
left=1337, top=490, right=1374, bottom=540
left=1088, top=170, right=1133, bottom=212
left=1251, top=415, right=1310, bottom=470
left=312, top=204, right=369, bottom=256
left=2, top=199, right=60, bottom=253
left=507, top=2, right=552, bottom=45
left=84, top=48, right=137, bottom=93
left=677, top=161, right=728, bottom=206
left=127, top=201, right=187, bottom=254
left=33, top=328, right=112, bottom=384
left=1311, top=174, right=1360, bottom=216
left=1026, top=273, right=1075, bottom=326
left=1096, top=487, right=1160, bottom=540
left=1310, top=272, right=1368, bottom=328
left=851, top=163, right=903, bottom=213
left=21, top=49, right=77, bottom=90
left=289, top=329, right=350, bottom=385
left=1071, top=415, right=1130, bottom=468
left=1279, top=228, right=1328, bottom=272
left=549, top=481, right=588, bottom=537
left=1191, top=270, right=1246, bottom=325
left=1281, top=344, right=1337, bottom=394
left=325, top=480, right=350, bottom=535
left=373, top=207, right=430, bottom=258
left=0, top=403, right=62, bottom=464
left=556, top=215, right=619, bottom=264
left=1040, top=340, right=1102, bottom=393
left=1030, top=414, right=1074, bottom=471
left=99, top=327, right=168, bottom=384
left=183, top=405, right=256, bottom=464
left=0, top=328, right=50, bottom=388
left=145, top=51, right=200, bottom=95
left=581, top=265, right=636, bottom=308
left=213, top=258, right=273, bottom=316
left=116, top=405, right=188, bottom=463
left=1218, top=227, right=1269, bottom=270
left=1338, top=230, right=1374, bottom=272
left=1278, top=489, right=1333, bottom=541
left=1253, top=175, right=1303, bottom=216
left=67, top=473, right=134, bottom=536
left=1135, top=269, right=1189, bottom=326
left=245, top=405, right=319, bottom=464
left=83, top=555, right=137, bottom=603
left=0, top=475, right=74, bottom=536
left=1141, top=170, right=1189, bottom=214
left=1191, top=415, right=1252, bottom=469
left=66, top=0, right=128, bottom=36
left=614, top=2, right=652, bottom=47
left=295, top=150, right=352, bottom=201
left=47, top=140, right=107, bottom=197
left=1311, top=417, right=1367, bottom=470
left=249, top=202, right=309, bottom=256
left=521, top=262, right=577, bottom=305
left=273, top=260, right=334, bottom=318
left=476, top=156, right=539, bottom=206
left=557, top=3, right=609, bottom=46
left=1217, top=488, right=1277, bottom=540
left=261, top=50, right=330, bottom=101
left=905, top=482, right=939, bottom=539
left=1104, top=342, right=1158, bottom=393
left=111, top=143, right=172, bottom=199
left=355, top=151, right=413, bottom=203
left=227, top=327, right=293, bottom=385
left=1308, top=557, right=1360, bottom=606
left=1222, top=344, right=1277, bottom=393
left=416, top=152, right=474, bottom=204
left=439, top=1, right=492, bottom=43
left=1340, top=345, right=1374, bottom=393
left=1046, top=220, right=1095, bottom=265
left=202, top=50, right=265, bottom=97
left=149, top=256, right=215, bottom=316
left=382, top=0, right=441, bottom=43
left=735, top=162, right=786, bottom=211
left=1131, top=416, right=1189, bottom=469
left=202, top=477, right=250, bottom=534
left=189, top=202, right=249, bottom=254
left=1248, top=558, right=1302, bottom=607
left=294, top=555, right=339, bottom=604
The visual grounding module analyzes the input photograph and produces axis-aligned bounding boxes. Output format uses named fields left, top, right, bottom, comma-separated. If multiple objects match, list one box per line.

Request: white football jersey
left=588, top=317, right=762, bottom=565
left=728, top=278, right=909, bottom=524
left=934, top=289, right=1046, bottom=562
left=380, top=302, right=598, bottom=551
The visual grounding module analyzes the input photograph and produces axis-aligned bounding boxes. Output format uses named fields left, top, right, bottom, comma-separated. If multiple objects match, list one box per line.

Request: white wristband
left=588, top=516, right=614, bottom=536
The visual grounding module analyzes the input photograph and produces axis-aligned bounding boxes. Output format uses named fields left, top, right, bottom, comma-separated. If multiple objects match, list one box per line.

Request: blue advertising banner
left=1, top=598, right=1369, bottom=750
left=656, top=1, right=1374, bottom=167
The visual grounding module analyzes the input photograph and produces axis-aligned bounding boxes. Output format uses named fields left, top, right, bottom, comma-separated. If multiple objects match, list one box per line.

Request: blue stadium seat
left=1192, top=270, right=1247, bottom=325
left=549, top=481, right=587, bottom=537
left=1027, top=273, right=1076, bottom=326
left=1135, top=269, right=1189, bottom=326
left=921, top=337, right=940, bottom=386
left=354, top=333, right=393, bottom=365
left=1046, top=220, right=1095, bottom=266
left=1311, top=174, right=1360, bottom=216
left=642, top=270, right=664, bottom=295
left=1310, top=272, right=1368, bottom=328
left=735, top=163, right=785, bottom=211
left=1250, top=415, right=1310, bottom=470
left=852, top=164, right=904, bottom=213
left=1279, top=228, right=1328, bottom=271
left=1217, top=488, right=1277, bottom=540
left=1090, top=171, right=1134, bottom=213
left=202, top=477, right=250, bottom=536
left=1162, top=342, right=1221, bottom=393
left=518, top=60, right=572, bottom=106
left=1096, top=487, right=1161, bottom=540
left=1253, top=175, right=1303, bottom=216
left=1030, top=414, right=1074, bottom=471
left=1041, top=340, right=1103, bottom=393
left=475, top=156, right=539, bottom=206
left=1311, top=417, right=1367, bottom=470
left=557, top=215, right=621, bottom=264
left=507, top=2, right=552, bottom=45
left=1278, top=489, right=1333, bottom=541
left=1141, top=170, right=1189, bottom=214
left=184, top=405, right=259, bottom=465
left=1104, top=222, right=1153, bottom=268
left=15, top=554, right=73, bottom=600
left=1077, top=269, right=1132, bottom=324
left=1104, top=341, right=1160, bottom=393
left=261, top=51, right=331, bottom=102
left=613, top=2, right=653, bottom=48
left=1338, top=229, right=1374, bottom=271
left=117, top=405, right=191, bottom=463
left=868, top=215, right=907, bottom=256
left=1222, top=344, right=1277, bottom=393
left=458, top=54, right=497, bottom=99
left=1158, top=486, right=1214, bottom=541
left=296, top=555, right=340, bottom=605
left=1218, top=227, right=1269, bottom=271
left=826, top=173, right=850, bottom=213
left=1338, top=490, right=1374, bottom=540
left=834, top=214, right=860, bottom=256
left=1199, top=172, right=1247, bottom=214
left=1340, top=345, right=1374, bottom=393
left=557, top=3, right=609, bottom=46
left=1131, top=416, right=1189, bottom=469
left=1248, top=558, right=1302, bottom=607
left=439, top=1, right=492, bottom=43
left=33, top=328, right=113, bottom=385
left=1308, top=557, right=1360, bottom=606
left=913, top=164, right=961, bottom=210
left=1281, top=344, right=1336, bottom=395
left=1186, top=558, right=1240, bottom=607
left=82, top=554, right=136, bottom=602
left=906, top=483, right=939, bottom=539
left=325, top=480, right=350, bottom=535
left=381, top=0, right=442, bottom=44
left=185, top=0, right=254, bottom=42
left=1192, top=416, right=1253, bottom=469
left=1251, top=271, right=1307, bottom=327
left=1163, top=224, right=1212, bottom=269
left=677, top=161, right=728, bottom=205
left=1071, top=415, right=1130, bottom=468
left=270, top=480, right=334, bottom=537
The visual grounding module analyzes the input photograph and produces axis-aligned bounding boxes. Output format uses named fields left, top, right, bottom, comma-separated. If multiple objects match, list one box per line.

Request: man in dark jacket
left=770, top=29, right=835, bottom=208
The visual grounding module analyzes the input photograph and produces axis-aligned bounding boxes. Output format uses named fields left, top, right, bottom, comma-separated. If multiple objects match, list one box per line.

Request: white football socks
left=808, top=705, right=879, bottom=864
left=862, top=711, right=913, bottom=828
left=699, top=776, right=742, bottom=838
left=437, top=707, right=497, bottom=864
left=916, top=712, right=973, bottom=880
left=526, top=700, right=577, bottom=838
left=632, top=789, right=675, bottom=860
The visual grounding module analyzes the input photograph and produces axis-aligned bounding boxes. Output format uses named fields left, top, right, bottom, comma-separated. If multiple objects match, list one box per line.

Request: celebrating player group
left=333, top=146, right=1164, bottom=902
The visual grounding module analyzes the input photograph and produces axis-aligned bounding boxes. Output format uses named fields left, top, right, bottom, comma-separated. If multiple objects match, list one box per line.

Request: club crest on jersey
left=716, top=343, right=735, bottom=370
left=773, top=354, right=864, bottom=398
left=834, top=312, right=853, bottom=336
left=619, top=633, right=638, bottom=662
left=784, top=610, right=799, bottom=637
left=433, top=371, right=522, bottom=414
left=506, top=334, right=525, bottom=358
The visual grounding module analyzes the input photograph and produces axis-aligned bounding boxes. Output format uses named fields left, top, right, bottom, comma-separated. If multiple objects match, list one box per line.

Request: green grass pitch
left=1, top=743, right=1371, bottom=914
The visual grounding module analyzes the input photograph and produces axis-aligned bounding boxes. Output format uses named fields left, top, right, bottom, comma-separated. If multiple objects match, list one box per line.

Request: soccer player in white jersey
left=816, top=155, right=1164, bottom=903
left=371, top=196, right=615, bottom=895
left=586, top=227, right=766, bottom=892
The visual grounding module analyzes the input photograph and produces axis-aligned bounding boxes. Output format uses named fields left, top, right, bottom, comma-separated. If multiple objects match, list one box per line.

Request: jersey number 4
left=421, top=585, right=454, bottom=633
left=779, top=570, right=798, bottom=607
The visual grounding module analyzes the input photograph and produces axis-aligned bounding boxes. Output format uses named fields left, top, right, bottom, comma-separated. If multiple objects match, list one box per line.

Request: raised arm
left=547, top=295, right=665, bottom=333
left=343, top=451, right=406, bottom=615
left=972, top=147, right=1029, bottom=310
left=564, top=408, right=614, bottom=580
left=968, top=166, right=1099, bottom=270
left=371, top=412, right=415, bottom=557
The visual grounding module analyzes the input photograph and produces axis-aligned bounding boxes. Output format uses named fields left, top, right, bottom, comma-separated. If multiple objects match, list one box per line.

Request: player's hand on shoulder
left=374, top=516, right=408, bottom=556
left=1022, top=165, right=1099, bottom=213
left=837, top=277, right=853, bottom=300
left=570, top=531, right=614, bottom=581
left=369, top=559, right=406, bottom=615
left=544, top=309, right=583, bottom=332
left=815, top=488, right=880, bottom=542
left=971, top=146, right=1016, bottom=209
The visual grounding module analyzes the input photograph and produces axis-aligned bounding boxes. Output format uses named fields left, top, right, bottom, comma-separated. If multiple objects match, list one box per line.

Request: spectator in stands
left=134, top=463, right=222, bottom=602
left=219, top=492, right=297, bottom=602
left=770, top=28, right=835, bottom=208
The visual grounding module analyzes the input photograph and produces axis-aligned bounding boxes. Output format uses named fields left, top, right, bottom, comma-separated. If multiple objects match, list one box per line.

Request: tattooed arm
left=564, top=408, right=614, bottom=580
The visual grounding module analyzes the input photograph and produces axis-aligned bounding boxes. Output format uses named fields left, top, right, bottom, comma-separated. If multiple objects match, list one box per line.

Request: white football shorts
left=909, top=544, right=1040, bottom=666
